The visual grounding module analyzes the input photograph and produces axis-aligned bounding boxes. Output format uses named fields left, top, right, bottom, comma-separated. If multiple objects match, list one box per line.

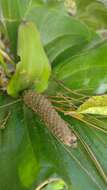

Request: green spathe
left=7, top=21, right=51, bottom=96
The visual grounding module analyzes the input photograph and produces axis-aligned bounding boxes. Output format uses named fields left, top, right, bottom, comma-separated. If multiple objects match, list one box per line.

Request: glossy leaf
left=26, top=6, right=97, bottom=65
left=49, top=40, right=107, bottom=95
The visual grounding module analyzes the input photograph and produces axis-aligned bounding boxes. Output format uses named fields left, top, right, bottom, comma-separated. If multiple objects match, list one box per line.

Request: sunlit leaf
left=77, top=94, right=107, bottom=115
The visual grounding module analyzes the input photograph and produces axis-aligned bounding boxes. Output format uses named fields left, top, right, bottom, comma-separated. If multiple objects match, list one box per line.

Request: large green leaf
left=75, top=0, right=107, bottom=30
left=49, top=39, right=107, bottom=95
left=26, top=6, right=98, bottom=65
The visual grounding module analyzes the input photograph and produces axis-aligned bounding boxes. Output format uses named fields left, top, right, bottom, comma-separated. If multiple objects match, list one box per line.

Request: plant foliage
left=0, top=1, right=107, bottom=190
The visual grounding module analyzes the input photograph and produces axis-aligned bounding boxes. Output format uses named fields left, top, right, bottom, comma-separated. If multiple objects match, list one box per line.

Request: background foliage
left=0, top=0, right=107, bottom=190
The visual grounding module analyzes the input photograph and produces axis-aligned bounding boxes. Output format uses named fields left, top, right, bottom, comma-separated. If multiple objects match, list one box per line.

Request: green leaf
left=7, top=21, right=51, bottom=96
left=49, top=40, right=107, bottom=95
left=26, top=6, right=97, bottom=65
left=77, top=94, right=107, bottom=115
left=75, top=0, right=107, bottom=30
left=0, top=94, right=41, bottom=190
left=0, top=0, right=31, bottom=54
